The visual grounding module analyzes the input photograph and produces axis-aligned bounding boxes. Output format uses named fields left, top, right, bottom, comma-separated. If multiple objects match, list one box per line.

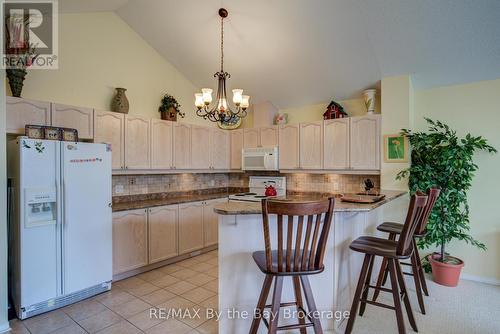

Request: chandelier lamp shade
left=194, top=8, right=250, bottom=123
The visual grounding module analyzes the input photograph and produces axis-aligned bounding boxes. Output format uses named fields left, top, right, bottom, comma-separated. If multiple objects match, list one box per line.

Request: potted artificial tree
left=397, top=118, right=496, bottom=287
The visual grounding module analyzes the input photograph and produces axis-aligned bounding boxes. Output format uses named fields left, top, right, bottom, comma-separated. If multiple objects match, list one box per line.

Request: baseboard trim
left=461, top=274, right=500, bottom=286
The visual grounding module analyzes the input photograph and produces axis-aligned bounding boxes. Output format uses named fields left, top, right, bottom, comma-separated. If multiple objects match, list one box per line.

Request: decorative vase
left=160, top=107, right=177, bottom=121
left=6, top=68, right=27, bottom=98
left=363, top=89, right=377, bottom=114
left=429, top=253, right=464, bottom=287
left=111, top=88, right=129, bottom=114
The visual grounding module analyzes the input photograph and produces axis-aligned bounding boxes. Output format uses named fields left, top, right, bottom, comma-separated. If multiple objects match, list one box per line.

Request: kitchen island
left=214, top=190, right=408, bottom=334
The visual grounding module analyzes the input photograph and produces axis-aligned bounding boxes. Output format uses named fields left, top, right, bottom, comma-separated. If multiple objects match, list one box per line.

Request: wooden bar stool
left=345, top=193, right=428, bottom=334
left=372, top=188, right=440, bottom=314
left=249, top=197, right=335, bottom=334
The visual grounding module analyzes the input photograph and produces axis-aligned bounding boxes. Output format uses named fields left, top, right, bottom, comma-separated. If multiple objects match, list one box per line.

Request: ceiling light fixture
left=194, top=8, right=249, bottom=123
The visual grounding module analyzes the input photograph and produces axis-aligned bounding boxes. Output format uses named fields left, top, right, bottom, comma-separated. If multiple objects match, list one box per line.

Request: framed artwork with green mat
left=384, top=134, right=408, bottom=163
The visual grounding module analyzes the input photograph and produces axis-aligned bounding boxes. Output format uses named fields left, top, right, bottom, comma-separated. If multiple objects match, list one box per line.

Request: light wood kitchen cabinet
left=243, top=128, right=260, bottom=148
left=350, top=115, right=381, bottom=170
left=230, top=129, right=243, bottom=169
left=191, top=126, right=211, bottom=169
left=279, top=124, right=300, bottom=169
left=300, top=121, right=323, bottom=169
left=173, top=123, right=191, bottom=169
left=151, top=119, right=173, bottom=169
left=94, top=111, right=125, bottom=170
left=323, top=118, right=350, bottom=169
left=148, top=205, right=178, bottom=264
left=125, top=116, right=151, bottom=169
left=211, top=129, right=230, bottom=169
left=259, top=126, right=279, bottom=147
left=203, top=198, right=227, bottom=247
left=51, top=103, right=94, bottom=139
left=6, top=97, right=51, bottom=134
left=178, top=201, right=204, bottom=254
left=112, top=209, right=148, bottom=275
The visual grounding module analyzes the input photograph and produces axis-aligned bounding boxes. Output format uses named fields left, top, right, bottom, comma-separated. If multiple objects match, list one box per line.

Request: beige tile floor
left=8, top=250, right=219, bottom=334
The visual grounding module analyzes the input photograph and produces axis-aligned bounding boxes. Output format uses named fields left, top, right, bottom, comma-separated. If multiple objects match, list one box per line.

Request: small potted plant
left=4, top=13, right=38, bottom=97
left=397, top=118, right=496, bottom=287
left=158, top=94, right=185, bottom=121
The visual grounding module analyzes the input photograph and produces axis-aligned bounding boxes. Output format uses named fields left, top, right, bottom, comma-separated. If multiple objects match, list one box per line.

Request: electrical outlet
left=333, top=182, right=340, bottom=191
left=128, top=177, right=136, bottom=185
left=115, top=185, right=124, bottom=194
left=210, top=180, right=215, bottom=187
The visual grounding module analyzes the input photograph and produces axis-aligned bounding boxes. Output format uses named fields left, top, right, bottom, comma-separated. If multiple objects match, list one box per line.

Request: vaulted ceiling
left=60, top=0, right=500, bottom=109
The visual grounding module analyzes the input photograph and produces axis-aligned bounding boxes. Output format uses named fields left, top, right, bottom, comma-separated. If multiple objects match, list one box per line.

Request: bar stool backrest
left=397, top=193, right=428, bottom=257
left=261, top=197, right=335, bottom=273
left=415, top=188, right=441, bottom=235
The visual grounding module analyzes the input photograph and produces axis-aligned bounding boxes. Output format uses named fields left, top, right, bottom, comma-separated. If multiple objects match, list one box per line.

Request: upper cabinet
left=230, top=129, right=243, bottom=170
left=259, top=126, right=279, bottom=147
left=191, top=126, right=212, bottom=169
left=6, top=97, right=51, bottom=134
left=51, top=103, right=94, bottom=139
left=350, top=115, right=381, bottom=170
left=125, top=115, right=151, bottom=169
left=151, top=119, right=173, bottom=170
left=173, top=123, right=192, bottom=169
left=243, top=128, right=260, bottom=148
left=279, top=124, right=300, bottom=170
left=211, top=129, right=230, bottom=170
left=323, top=118, right=350, bottom=170
left=94, top=111, right=125, bottom=170
left=299, top=121, right=323, bottom=169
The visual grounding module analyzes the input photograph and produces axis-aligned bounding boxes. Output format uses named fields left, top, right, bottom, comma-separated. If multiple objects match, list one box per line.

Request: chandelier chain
left=220, top=16, right=224, bottom=72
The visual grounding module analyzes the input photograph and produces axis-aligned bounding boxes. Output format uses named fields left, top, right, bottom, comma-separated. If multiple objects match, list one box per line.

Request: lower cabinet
left=203, top=198, right=227, bottom=247
left=113, top=199, right=225, bottom=275
left=148, top=205, right=178, bottom=264
left=112, top=209, right=148, bottom=275
left=178, top=202, right=205, bottom=254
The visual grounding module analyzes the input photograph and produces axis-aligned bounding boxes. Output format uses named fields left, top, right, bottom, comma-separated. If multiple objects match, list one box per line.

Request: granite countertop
left=111, top=188, right=244, bottom=212
left=213, top=190, right=407, bottom=215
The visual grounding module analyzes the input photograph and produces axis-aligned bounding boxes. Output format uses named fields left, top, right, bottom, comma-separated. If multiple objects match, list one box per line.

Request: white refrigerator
left=8, top=137, right=112, bottom=319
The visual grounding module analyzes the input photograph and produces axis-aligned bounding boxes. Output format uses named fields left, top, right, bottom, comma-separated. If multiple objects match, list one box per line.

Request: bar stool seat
left=252, top=250, right=324, bottom=276
left=377, top=221, right=426, bottom=237
left=349, top=236, right=408, bottom=259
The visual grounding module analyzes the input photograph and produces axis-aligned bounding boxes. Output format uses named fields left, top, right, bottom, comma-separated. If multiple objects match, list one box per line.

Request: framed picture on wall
left=384, top=134, right=409, bottom=163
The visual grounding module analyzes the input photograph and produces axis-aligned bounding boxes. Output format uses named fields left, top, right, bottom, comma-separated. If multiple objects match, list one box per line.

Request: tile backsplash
left=113, top=172, right=380, bottom=196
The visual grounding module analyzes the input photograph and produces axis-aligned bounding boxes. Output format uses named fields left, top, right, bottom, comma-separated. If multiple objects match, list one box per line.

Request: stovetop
left=229, top=176, right=287, bottom=202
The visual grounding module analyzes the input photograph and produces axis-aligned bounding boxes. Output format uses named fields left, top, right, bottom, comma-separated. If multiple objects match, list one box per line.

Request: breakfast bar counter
left=214, top=190, right=408, bottom=334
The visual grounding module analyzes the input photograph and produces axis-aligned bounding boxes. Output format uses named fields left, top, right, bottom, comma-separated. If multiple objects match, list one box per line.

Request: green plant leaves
left=398, top=118, right=496, bottom=257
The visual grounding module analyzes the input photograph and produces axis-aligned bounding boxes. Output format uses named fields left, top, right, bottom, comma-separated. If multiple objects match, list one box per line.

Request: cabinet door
left=125, top=116, right=151, bottom=169
left=323, top=119, right=349, bottom=169
left=173, top=123, right=191, bottom=169
left=279, top=124, right=300, bottom=169
left=178, top=202, right=204, bottom=254
left=112, top=209, right=148, bottom=275
left=94, top=111, right=125, bottom=170
left=260, top=126, right=278, bottom=147
left=149, top=205, right=178, bottom=264
left=350, top=115, right=381, bottom=170
left=151, top=119, right=173, bottom=169
left=6, top=97, right=51, bottom=134
left=300, top=122, right=323, bottom=169
left=230, top=129, right=243, bottom=170
left=243, top=128, right=260, bottom=148
left=51, top=103, right=94, bottom=139
left=191, top=126, right=211, bottom=169
left=203, top=198, right=226, bottom=247
left=211, top=129, right=230, bottom=170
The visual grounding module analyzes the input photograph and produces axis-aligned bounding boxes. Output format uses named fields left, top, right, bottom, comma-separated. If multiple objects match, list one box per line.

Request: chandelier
left=194, top=8, right=249, bottom=123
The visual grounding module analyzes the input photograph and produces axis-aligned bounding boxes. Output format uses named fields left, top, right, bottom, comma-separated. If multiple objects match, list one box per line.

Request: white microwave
left=241, top=147, right=279, bottom=171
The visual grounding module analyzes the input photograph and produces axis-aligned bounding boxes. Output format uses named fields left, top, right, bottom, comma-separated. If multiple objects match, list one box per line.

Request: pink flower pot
left=429, top=253, right=464, bottom=287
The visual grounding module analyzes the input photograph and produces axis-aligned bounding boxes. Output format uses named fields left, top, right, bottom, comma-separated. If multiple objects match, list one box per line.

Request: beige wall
left=380, top=75, right=413, bottom=191
left=415, top=79, right=500, bottom=282
left=6, top=12, right=213, bottom=127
